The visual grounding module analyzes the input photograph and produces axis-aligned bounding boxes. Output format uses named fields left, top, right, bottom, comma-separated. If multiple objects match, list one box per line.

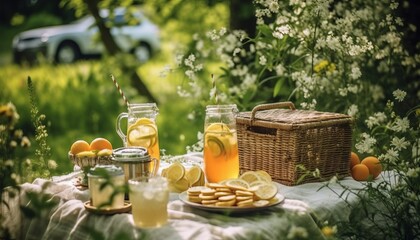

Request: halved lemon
left=254, top=183, right=278, bottom=200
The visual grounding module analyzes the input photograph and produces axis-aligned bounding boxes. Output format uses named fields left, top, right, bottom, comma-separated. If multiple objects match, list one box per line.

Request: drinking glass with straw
left=203, top=74, right=240, bottom=182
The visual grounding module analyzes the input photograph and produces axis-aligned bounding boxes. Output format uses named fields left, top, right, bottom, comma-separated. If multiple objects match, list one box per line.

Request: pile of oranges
left=69, top=138, right=113, bottom=157
left=350, top=152, right=382, bottom=181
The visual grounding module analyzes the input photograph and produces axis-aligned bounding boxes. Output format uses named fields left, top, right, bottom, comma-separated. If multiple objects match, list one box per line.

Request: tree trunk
left=84, top=0, right=120, bottom=55
left=83, top=0, right=157, bottom=103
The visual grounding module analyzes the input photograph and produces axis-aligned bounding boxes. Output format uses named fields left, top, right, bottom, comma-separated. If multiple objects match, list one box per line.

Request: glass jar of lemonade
left=116, top=103, right=160, bottom=172
left=204, top=104, right=239, bottom=183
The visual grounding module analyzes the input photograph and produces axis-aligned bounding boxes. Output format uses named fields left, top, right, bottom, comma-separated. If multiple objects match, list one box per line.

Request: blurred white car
left=12, top=8, right=160, bottom=64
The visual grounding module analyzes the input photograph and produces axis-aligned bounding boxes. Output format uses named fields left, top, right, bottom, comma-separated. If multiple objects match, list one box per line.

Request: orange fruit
left=89, top=138, right=113, bottom=151
left=361, top=156, right=382, bottom=179
left=70, top=140, right=90, bottom=155
left=350, top=152, right=360, bottom=170
left=351, top=164, right=369, bottom=181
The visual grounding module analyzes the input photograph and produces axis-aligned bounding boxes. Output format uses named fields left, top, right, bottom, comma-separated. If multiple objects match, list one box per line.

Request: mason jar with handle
left=116, top=103, right=160, bottom=172
left=203, top=104, right=239, bottom=183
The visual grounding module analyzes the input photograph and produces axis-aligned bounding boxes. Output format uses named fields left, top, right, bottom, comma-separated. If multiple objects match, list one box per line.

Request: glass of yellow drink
left=88, top=165, right=125, bottom=209
left=204, top=104, right=239, bottom=183
left=128, top=176, right=169, bottom=228
left=116, top=103, right=160, bottom=173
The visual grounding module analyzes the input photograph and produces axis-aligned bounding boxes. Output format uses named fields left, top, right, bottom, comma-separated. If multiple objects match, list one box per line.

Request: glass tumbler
left=129, top=176, right=169, bottom=228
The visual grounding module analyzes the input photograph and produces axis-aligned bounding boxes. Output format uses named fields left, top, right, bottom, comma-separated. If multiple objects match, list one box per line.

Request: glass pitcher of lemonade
left=204, top=104, right=239, bottom=183
left=116, top=103, right=160, bottom=172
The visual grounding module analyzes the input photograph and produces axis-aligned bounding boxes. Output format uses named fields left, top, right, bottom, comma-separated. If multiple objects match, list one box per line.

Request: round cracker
left=235, top=190, right=254, bottom=196
left=236, top=195, right=253, bottom=201
left=198, top=193, right=217, bottom=200
left=202, top=199, right=218, bottom=205
left=200, top=188, right=216, bottom=196
left=188, top=186, right=208, bottom=194
left=237, top=198, right=254, bottom=207
left=218, top=195, right=236, bottom=202
left=215, top=199, right=236, bottom=207
left=188, top=195, right=202, bottom=203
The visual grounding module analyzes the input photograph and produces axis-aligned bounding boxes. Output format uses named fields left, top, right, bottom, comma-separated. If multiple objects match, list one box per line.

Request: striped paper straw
left=110, top=74, right=130, bottom=106
left=212, top=74, right=218, bottom=104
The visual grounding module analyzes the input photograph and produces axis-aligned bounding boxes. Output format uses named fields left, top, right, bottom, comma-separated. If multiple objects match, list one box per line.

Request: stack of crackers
left=186, top=181, right=277, bottom=208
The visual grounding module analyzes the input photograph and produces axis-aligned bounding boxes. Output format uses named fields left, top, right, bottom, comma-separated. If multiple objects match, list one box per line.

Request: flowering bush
left=174, top=0, right=418, bottom=121
left=171, top=0, right=420, bottom=238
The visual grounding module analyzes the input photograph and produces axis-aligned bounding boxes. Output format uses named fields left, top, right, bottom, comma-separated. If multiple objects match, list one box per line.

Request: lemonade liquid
left=204, top=128, right=239, bottom=183
left=129, top=177, right=169, bottom=228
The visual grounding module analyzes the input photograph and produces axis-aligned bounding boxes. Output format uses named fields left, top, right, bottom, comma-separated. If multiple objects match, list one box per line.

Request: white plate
left=179, top=191, right=285, bottom=213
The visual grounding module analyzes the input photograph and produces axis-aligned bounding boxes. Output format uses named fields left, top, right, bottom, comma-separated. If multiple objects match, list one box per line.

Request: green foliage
left=21, top=12, right=63, bottom=30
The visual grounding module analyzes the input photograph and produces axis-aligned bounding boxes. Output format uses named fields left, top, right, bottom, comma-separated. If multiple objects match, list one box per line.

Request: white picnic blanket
left=3, top=153, right=391, bottom=240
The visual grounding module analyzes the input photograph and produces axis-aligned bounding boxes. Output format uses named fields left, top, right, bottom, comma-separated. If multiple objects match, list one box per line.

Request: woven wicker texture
left=236, top=102, right=353, bottom=186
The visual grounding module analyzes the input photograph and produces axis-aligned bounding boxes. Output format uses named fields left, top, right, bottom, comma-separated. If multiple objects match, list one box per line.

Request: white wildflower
left=355, top=133, right=377, bottom=154
left=406, top=168, right=419, bottom=178
left=347, top=104, right=359, bottom=117
left=273, top=25, right=290, bottom=39
left=384, top=148, right=399, bottom=162
left=275, top=64, right=286, bottom=76
left=365, top=112, right=387, bottom=129
left=392, top=89, right=407, bottom=102
left=21, top=136, right=31, bottom=147
left=48, top=160, right=57, bottom=170
left=391, top=117, right=410, bottom=132
left=391, top=137, right=410, bottom=151
left=259, top=55, right=267, bottom=65
left=350, top=67, right=362, bottom=80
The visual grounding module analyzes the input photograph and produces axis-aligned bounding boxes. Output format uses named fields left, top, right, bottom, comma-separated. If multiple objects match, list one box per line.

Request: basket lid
left=236, top=102, right=352, bottom=130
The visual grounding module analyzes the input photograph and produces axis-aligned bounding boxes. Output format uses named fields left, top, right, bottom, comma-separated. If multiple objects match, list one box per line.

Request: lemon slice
left=76, top=150, right=96, bottom=158
left=205, top=123, right=233, bottom=158
left=249, top=180, right=268, bottom=187
left=97, top=149, right=113, bottom=156
left=185, top=165, right=203, bottom=186
left=255, top=170, right=272, bottom=182
left=174, top=177, right=190, bottom=192
left=239, top=171, right=263, bottom=184
left=127, top=122, right=157, bottom=148
left=254, top=183, right=278, bottom=200
left=166, top=162, right=185, bottom=182
left=225, top=179, right=250, bottom=190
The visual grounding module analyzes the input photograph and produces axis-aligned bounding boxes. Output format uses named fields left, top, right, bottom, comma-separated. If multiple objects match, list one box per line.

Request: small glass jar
left=88, top=165, right=125, bottom=209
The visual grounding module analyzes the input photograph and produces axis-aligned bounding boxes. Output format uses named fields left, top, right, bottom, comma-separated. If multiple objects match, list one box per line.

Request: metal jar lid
left=111, top=147, right=151, bottom=163
left=88, top=164, right=124, bottom=178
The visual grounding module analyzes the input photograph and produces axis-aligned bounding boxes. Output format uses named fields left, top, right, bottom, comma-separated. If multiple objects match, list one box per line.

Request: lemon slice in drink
left=254, top=183, right=278, bottom=200
left=205, top=123, right=232, bottom=157
left=127, top=118, right=157, bottom=148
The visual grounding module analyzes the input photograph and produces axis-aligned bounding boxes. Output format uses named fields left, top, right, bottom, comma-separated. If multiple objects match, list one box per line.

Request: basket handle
left=251, top=102, right=296, bottom=121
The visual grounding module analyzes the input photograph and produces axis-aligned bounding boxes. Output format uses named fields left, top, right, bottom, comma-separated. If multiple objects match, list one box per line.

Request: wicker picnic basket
left=236, top=102, right=353, bottom=186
